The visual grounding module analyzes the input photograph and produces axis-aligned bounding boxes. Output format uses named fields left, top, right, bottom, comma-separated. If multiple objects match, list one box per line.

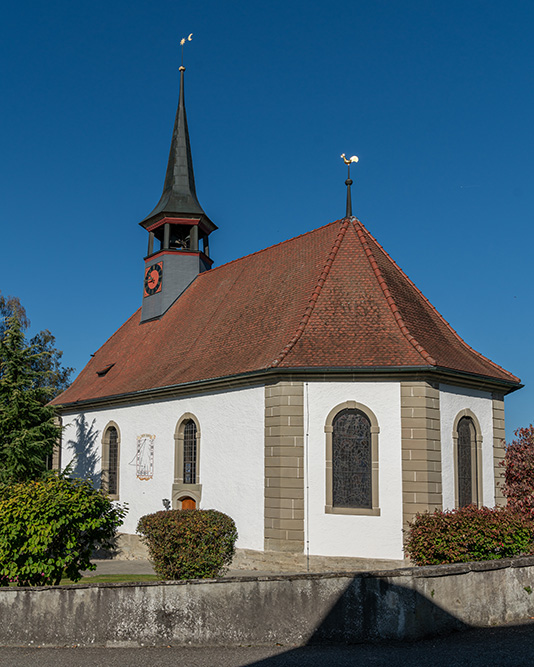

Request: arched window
left=325, top=401, right=380, bottom=516
left=453, top=410, right=483, bottom=508
left=183, top=419, right=197, bottom=484
left=333, top=409, right=372, bottom=508
left=173, top=414, right=202, bottom=509
left=102, top=422, right=120, bottom=500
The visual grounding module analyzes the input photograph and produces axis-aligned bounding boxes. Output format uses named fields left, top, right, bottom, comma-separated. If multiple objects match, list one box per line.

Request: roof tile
left=52, top=218, right=519, bottom=406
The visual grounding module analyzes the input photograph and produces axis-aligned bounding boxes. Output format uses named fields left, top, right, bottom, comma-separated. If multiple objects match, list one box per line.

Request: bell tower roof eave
left=138, top=209, right=218, bottom=233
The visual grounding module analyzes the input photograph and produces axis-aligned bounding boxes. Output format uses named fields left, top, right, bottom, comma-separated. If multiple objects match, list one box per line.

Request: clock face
left=144, top=262, right=163, bottom=297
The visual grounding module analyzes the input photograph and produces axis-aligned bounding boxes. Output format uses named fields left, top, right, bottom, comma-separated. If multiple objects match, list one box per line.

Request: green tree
left=29, top=329, right=72, bottom=397
left=0, top=315, right=61, bottom=483
left=0, top=291, right=72, bottom=400
left=0, top=293, right=28, bottom=337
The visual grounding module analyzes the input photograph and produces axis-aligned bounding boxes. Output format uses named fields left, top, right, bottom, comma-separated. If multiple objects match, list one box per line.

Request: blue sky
left=1, top=0, right=532, bottom=440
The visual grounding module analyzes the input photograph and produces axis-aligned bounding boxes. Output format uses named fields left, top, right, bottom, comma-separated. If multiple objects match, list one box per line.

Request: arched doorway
left=181, top=496, right=196, bottom=510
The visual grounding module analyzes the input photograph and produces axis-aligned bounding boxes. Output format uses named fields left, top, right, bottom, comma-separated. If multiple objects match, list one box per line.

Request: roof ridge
left=197, top=219, right=345, bottom=277
left=357, top=221, right=520, bottom=383
left=353, top=219, right=437, bottom=366
left=269, top=218, right=351, bottom=368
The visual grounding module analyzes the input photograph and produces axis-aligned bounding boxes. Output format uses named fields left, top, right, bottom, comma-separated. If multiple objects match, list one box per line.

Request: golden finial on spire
left=180, top=33, right=193, bottom=67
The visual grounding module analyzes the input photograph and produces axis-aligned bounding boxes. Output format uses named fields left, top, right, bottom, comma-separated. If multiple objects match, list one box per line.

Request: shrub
left=0, top=475, right=127, bottom=586
left=501, top=425, right=534, bottom=515
left=137, top=509, right=238, bottom=580
left=405, top=505, right=534, bottom=566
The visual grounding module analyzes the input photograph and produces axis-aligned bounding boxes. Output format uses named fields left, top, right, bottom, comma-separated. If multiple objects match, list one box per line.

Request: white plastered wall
left=304, top=382, right=404, bottom=560
left=439, top=384, right=494, bottom=510
left=60, top=385, right=265, bottom=550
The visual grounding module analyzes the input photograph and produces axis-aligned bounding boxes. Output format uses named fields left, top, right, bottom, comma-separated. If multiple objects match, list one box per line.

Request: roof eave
left=52, top=364, right=521, bottom=412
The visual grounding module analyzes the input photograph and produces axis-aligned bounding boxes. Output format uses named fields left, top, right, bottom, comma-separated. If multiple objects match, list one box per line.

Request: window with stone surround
left=183, top=419, right=197, bottom=484
left=101, top=422, right=120, bottom=500
left=453, top=410, right=483, bottom=508
left=173, top=413, right=202, bottom=509
left=325, top=401, right=380, bottom=516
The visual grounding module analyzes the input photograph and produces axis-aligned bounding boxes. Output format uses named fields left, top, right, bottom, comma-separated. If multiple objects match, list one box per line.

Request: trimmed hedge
left=0, top=475, right=126, bottom=586
left=405, top=505, right=534, bottom=566
left=137, top=509, right=238, bottom=580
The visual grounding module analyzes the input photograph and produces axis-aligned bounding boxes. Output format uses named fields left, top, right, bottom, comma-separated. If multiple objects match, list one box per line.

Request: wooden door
left=181, top=497, right=196, bottom=510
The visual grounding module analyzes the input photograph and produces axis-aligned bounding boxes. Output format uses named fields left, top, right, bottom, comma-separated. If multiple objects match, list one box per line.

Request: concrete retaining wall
left=2, top=557, right=534, bottom=647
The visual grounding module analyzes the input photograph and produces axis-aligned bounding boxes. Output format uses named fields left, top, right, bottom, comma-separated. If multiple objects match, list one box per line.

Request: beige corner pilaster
left=401, top=381, right=442, bottom=531
left=492, top=393, right=506, bottom=506
left=264, top=381, right=305, bottom=553
left=52, top=415, right=62, bottom=471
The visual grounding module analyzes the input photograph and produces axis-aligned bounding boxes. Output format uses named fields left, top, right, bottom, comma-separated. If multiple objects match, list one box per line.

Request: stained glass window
left=107, top=426, right=118, bottom=496
left=332, top=409, right=372, bottom=508
left=457, top=417, right=475, bottom=507
left=183, top=420, right=197, bottom=484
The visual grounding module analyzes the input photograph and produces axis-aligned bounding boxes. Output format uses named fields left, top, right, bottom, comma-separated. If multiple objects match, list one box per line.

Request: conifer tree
left=0, top=292, right=72, bottom=399
left=0, top=315, right=61, bottom=483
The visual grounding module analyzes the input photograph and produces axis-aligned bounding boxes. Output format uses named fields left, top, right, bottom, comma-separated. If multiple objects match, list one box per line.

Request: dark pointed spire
left=341, top=153, right=359, bottom=219
left=345, top=170, right=353, bottom=218
left=140, top=65, right=212, bottom=227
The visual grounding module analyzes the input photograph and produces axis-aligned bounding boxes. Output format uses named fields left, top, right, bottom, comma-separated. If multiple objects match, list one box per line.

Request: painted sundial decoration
left=136, top=434, right=155, bottom=480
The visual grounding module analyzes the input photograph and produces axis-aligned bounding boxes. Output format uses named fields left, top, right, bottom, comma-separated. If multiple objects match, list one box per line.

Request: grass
left=63, top=573, right=161, bottom=585
left=7, top=574, right=161, bottom=587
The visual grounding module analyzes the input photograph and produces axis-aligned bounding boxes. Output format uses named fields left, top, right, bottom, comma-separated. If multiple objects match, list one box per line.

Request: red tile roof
left=52, top=218, right=519, bottom=406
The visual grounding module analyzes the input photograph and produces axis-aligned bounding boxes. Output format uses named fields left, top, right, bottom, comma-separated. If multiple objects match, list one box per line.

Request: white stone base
left=232, top=548, right=407, bottom=573
left=112, top=533, right=408, bottom=570
left=113, top=533, right=150, bottom=560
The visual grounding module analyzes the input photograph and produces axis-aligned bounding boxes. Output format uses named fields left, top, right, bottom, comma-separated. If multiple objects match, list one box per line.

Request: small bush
left=501, top=425, right=534, bottom=515
left=137, top=509, right=238, bottom=580
left=0, top=475, right=127, bottom=586
left=405, top=505, right=534, bottom=566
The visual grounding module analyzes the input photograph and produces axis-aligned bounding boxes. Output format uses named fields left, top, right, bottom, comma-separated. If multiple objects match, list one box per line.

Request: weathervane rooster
left=180, top=33, right=193, bottom=66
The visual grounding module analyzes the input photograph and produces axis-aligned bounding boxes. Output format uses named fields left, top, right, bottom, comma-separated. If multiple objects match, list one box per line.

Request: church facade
left=52, top=65, right=521, bottom=565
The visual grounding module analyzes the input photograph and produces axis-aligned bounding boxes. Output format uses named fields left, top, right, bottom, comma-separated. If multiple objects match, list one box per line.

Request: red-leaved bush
left=501, top=425, right=534, bottom=515
left=137, top=509, right=237, bottom=580
left=405, top=505, right=534, bottom=566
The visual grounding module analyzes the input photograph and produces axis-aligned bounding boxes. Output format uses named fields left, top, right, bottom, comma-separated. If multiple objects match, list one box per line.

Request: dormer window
left=96, top=363, right=115, bottom=377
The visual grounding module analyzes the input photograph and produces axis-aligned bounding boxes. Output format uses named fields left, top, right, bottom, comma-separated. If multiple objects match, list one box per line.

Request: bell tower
left=139, top=63, right=217, bottom=323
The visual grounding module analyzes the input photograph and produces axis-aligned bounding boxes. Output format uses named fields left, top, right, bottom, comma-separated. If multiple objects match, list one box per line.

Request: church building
left=52, top=63, right=521, bottom=567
